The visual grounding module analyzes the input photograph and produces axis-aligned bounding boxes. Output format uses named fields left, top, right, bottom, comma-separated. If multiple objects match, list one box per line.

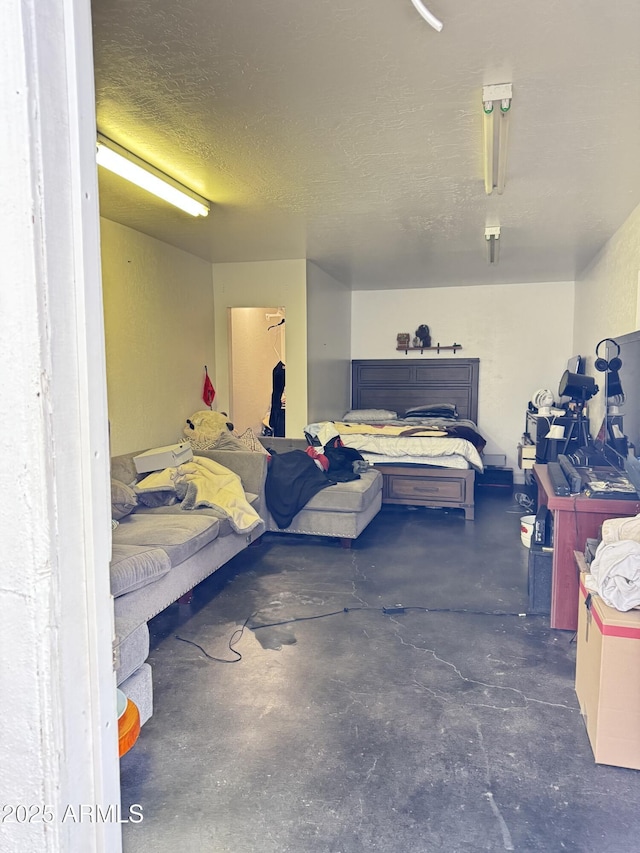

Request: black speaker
left=595, top=338, right=622, bottom=372
left=558, top=371, right=597, bottom=400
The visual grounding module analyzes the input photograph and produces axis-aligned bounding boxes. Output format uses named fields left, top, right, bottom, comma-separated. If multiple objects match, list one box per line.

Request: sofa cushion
left=111, top=454, right=139, bottom=487
left=110, top=543, right=172, bottom=597
left=113, top=617, right=150, bottom=683
left=134, top=501, right=259, bottom=537
left=303, top=469, right=382, bottom=513
left=112, top=513, right=220, bottom=567
left=118, top=663, right=153, bottom=727
left=111, top=478, right=139, bottom=520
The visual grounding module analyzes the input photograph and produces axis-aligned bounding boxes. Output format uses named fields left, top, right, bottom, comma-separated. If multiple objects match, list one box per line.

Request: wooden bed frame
left=351, top=358, right=480, bottom=520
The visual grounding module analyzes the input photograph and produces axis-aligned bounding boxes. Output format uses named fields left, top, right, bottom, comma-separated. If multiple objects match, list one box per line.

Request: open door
left=229, top=307, right=286, bottom=436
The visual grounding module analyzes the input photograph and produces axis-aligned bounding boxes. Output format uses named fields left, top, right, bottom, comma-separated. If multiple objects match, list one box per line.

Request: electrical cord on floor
left=175, top=605, right=537, bottom=662
left=175, top=612, right=253, bottom=663
left=251, top=605, right=529, bottom=630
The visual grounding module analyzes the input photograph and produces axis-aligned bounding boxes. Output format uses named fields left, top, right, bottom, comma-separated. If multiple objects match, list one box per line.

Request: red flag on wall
left=202, top=366, right=215, bottom=408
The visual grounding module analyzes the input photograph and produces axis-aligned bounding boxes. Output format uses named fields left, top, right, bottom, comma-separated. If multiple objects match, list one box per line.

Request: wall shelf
left=396, top=343, right=463, bottom=355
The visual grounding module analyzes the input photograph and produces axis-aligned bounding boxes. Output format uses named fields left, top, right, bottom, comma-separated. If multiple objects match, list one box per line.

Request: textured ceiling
left=91, top=0, right=640, bottom=289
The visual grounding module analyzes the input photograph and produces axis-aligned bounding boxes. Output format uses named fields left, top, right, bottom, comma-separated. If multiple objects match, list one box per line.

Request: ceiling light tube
left=410, top=0, right=443, bottom=32
left=96, top=135, right=210, bottom=217
left=496, top=99, right=511, bottom=195
left=481, top=84, right=512, bottom=195
left=485, top=226, right=500, bottom=265
left=482, top=101, right=494, bottom=195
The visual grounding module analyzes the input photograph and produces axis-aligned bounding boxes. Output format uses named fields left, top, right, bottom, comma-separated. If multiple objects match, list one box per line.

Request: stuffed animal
left=184, top=410, right=234, bottom=444
left=415, top=324, right=431, bottom=348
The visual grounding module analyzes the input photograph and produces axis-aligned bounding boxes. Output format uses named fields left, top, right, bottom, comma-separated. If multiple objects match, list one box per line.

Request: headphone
left=595, top=338, right=622, bottom=373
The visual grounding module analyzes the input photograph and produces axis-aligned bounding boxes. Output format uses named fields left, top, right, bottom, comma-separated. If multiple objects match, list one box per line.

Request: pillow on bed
left=403, top=403, right=459, bottom=419
left=342, top=408, right=397, bottom=422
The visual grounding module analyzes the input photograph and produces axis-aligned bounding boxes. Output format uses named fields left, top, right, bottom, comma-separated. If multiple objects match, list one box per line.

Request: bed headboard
left=351, top=358, right=480, bottom=423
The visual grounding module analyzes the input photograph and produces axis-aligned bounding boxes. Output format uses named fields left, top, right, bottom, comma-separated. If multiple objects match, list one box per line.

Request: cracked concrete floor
left=120, top=491, right=640, bottom=852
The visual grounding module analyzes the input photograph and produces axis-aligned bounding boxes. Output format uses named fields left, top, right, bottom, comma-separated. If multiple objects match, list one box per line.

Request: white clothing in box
left=133, top=443, right=193, bottom=474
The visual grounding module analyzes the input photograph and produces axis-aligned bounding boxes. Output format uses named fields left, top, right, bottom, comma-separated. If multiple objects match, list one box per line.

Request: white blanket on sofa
left=136, top=457, right=261, bottom=534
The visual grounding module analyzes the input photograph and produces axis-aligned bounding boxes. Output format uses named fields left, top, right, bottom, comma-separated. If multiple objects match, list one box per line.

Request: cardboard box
left=575, top=575, right=640, bottom=769
left=517, top=442, right=536, bottom=470
left=133, top=442, right=193, bottom=474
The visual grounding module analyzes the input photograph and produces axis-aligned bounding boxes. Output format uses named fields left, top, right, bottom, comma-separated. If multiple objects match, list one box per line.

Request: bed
left=309, top=358, right=483, bottom=520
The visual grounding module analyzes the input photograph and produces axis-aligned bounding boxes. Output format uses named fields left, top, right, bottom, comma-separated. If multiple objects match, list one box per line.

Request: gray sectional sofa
left=110, top=449, right=268, bottom=726
left=110, top=437, right=384, bottom=730
left=258, top=437, right=383, bottom=548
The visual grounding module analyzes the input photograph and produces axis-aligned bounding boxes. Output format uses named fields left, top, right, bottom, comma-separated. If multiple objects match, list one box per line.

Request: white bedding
left=339, top=434, right=483, bottom=471
left=357, top=451, right=471, bottom=469
left=305, top=420, right=485, bottom=473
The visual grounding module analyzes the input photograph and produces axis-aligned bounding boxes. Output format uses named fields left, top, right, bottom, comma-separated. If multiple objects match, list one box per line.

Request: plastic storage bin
left=520, top=515, right=535, bottom=548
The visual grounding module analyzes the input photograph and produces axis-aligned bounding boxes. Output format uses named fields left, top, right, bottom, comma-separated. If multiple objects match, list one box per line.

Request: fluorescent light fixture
left=482, top=104, right=494, bottom=195
left=96, top=134, right=210, bottom=217
left=482, top=83, right=512, bottom=195
left=485, top=225, right=500, bottom=264
left=410, top=0, right=443, bottom=32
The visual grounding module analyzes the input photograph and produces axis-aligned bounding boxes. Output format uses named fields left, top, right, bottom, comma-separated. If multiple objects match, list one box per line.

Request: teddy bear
left=183, top=410, right=234, bottom=444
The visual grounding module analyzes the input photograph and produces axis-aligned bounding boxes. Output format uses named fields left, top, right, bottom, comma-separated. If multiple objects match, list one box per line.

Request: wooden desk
left=533, top=464, right=640, bottom=631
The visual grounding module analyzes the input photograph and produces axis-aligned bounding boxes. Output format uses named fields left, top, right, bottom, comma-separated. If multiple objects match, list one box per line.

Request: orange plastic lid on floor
left=118, top=698, right=140, bottom=757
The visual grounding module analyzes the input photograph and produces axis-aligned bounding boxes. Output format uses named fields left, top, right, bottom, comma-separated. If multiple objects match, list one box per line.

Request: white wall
left=573, top=203, right=640, bottom=435
left=2, top=1, right=120, bottom=850
left=306, top=262, right=352, bottom=424
left=574, top=202, right=640, bottom=351
left=352, top=281, right=575, bottom=479
left=101, top=218, right=216, bottom=455
left=229, top=306, right=286, bottom=434
left=213, top=260, right=308, bottom=436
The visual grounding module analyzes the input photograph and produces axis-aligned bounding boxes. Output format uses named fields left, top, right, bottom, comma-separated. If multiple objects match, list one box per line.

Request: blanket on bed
left=305, top=418, right=485, bottom=472
left=329, top=421, right=485, bottom=452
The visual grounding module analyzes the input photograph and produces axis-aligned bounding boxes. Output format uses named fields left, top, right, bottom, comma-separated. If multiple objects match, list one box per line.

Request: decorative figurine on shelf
left=415, top=324, right=431, bottom=348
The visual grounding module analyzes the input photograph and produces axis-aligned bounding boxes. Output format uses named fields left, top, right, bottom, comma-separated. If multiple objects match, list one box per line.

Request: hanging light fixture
left=485, top=226, right=501, bottom=264
left=96, top=134, right=210, bottom=217
left=409, top=0, right=443, bottom=32
left=482, top=83, right=513, bottom=195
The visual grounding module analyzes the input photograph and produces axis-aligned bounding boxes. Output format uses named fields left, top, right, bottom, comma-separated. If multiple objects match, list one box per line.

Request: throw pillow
left=234, top=428, right=269, bottom=454
left=111, top=478, right=138, bottom=520
left=342, top=409, right=398, bottom=422
left=404, top=403, right=459, bottom=419
left=210, top=431, right=248, bottom=452
left=181, top=436, right=217, bottom=451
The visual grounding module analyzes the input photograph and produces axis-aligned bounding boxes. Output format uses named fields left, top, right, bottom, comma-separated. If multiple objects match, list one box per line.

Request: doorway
left=229, top=307, right=286, bottom=436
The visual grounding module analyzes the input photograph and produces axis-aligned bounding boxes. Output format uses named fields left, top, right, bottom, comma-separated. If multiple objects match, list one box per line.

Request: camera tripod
left=561, top=411, right=591, bottom=456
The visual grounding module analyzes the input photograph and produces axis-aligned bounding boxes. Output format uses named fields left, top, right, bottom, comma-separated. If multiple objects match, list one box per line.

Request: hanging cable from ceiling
left=409, top=0, right=443, bottom=32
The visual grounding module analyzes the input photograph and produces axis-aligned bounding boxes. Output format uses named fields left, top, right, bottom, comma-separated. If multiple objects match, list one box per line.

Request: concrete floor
left=120, top=491, right=640, bottom=852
